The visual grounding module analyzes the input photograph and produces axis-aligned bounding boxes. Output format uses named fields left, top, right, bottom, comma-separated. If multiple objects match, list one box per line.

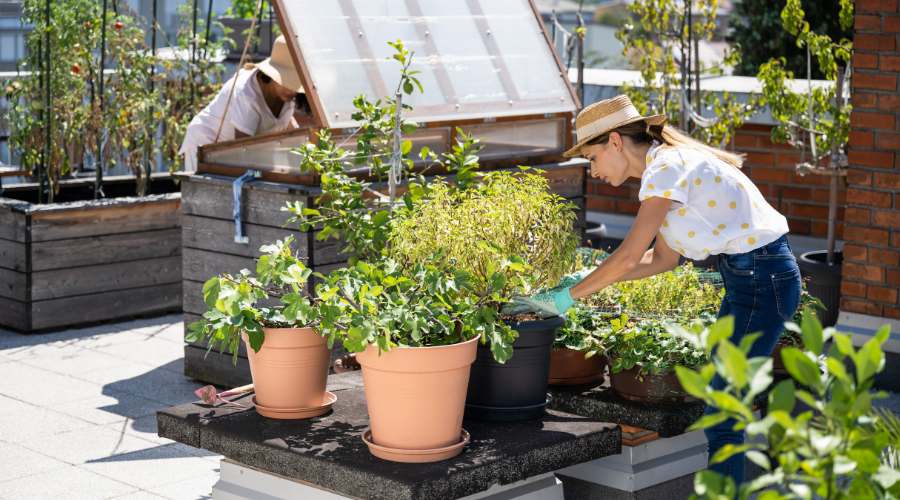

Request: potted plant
left=756, top=0, right=853, bottom=326
left=584, top=263, right=722, bottom=404
left=314, top=258, right=512, bottom=463
left=389, top=171, right=580, bottom=421
left=550, top=304, right=607, bottom=386
left=187, top=237, right=333, bottom=419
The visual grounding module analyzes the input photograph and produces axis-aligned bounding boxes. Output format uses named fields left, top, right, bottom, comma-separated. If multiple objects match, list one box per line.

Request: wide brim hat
left=256, top=35, right=305, bottom=93
left=563, top=94, right=666, bottom=158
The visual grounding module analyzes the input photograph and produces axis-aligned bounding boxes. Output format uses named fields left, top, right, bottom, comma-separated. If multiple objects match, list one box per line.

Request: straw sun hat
left=563, top=95, right=666, bottom=158
left=256, top=35, right=305, bottom=93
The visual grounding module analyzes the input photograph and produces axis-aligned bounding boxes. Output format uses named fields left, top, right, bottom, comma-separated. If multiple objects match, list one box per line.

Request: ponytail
left=650, top=124, right=744, bottom=169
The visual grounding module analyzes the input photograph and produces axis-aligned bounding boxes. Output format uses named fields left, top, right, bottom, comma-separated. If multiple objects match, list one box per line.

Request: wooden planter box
left=182, top=161, right=587, bottom=386
left=0, top=179, right=182, bottom=332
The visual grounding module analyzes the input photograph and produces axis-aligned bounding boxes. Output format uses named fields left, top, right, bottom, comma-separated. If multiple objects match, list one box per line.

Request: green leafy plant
left=600, top=313, right=711, bottom=376
left=616, top=0, right=758, bottom=146
left=314, top=258, right=518, bottom=362
left=587, top=262, right=723, bottom=319
left=756, top=0, right=852, bottom=262
left=777, top=289, right=826, bottom=348
left=555, top=304, right=611, bottom=356
left=674, top=309, right=900, bottom=499
left=226, top=0, right=270, bottom=19
left=186, top=237, right=319, bottom=363
left=389, top=171, right=579, bottom=303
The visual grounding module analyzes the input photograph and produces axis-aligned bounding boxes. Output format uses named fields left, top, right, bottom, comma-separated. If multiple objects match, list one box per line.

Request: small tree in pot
left=187, top=237, right=332, bottom=420
left=756, top=0, right=853, bottom=326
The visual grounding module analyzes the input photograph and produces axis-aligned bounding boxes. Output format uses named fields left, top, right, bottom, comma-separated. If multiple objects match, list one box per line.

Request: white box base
left=212, top=459, right=564, bottom=500
left=556, top=430, right=708, bottom=492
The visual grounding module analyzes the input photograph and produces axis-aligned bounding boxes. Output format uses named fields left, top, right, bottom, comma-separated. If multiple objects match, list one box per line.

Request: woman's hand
left=502, top=286, right=575, bottom=318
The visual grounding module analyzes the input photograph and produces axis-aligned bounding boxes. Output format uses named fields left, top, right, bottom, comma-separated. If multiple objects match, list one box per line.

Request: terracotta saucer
left=362, top=429, right=470, bottom=463
left=252, top=391, right=336, bottom=420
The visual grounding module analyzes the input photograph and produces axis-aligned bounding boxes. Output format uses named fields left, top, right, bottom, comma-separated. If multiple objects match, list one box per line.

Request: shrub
left=390, top=171, right=579, bottom=306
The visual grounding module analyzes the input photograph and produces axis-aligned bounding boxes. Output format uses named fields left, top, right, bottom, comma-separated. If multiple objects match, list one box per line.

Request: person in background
left=509, top=94, right=802, bottom=486
left=179, top=34, right=312, bottom=172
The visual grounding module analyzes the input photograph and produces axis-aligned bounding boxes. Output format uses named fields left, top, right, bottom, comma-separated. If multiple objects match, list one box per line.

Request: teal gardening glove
left=503, top=286, right=576, bottom=318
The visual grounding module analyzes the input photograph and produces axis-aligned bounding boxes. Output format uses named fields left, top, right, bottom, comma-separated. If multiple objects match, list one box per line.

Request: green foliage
left=314, top=259, right=518, bottom=363
left=389, top=171, right=579, bottom=304
left=728, top=0, right=852, bottom=79
left=588, top=262, right=723, bottom=318
left=756, top=0, right=852, bottom=172
left=676, top=309, right=900, bottom=499
left=615, top=0, right=758, bottom=146
left=4, top=1, right=226, bottom=200
left=226, top=0, right=269, bottom=19
left=186, top=237, right=319, bottom=363
left=602, top=313, right=711, bottom=376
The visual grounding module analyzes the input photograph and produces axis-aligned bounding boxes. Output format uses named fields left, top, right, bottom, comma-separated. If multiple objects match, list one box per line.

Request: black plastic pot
left=464, top=316, right=563, bottom=421
left=798, top=250, right=842, bottom=327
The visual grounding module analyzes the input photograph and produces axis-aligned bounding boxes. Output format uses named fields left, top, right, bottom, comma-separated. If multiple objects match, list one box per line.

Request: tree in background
left=729, top=0, right=851, bottom=79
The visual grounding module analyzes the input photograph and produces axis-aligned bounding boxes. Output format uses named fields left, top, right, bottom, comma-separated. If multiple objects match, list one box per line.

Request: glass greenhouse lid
left=274, top=0, right=579, bottom=129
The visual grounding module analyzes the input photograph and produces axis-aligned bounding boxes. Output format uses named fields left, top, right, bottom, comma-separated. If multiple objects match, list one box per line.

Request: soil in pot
left=610, top=366, right=695, bottom=405
left=245, top=327, right=331, bottom=419
left=798, top=250, right=842, bottom=327
left=356, top=336, right=479, bottom=463
left=548, top=348, right=606, bottom=386
left=465, top=315, right=563, bottom=421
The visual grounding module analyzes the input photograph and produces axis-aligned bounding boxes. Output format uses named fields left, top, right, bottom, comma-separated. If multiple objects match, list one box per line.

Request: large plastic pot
left=245, top=327, right=331, bottom=419
left=465, top=316, right=562, bottom=421
left=798, top=250, right=842, bottom=327
left=356, top=336, right=479, bottom=463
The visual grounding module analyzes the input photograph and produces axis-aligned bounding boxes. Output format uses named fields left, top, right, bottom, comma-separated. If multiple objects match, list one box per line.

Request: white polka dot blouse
left=639, top=142, right=790, bottom=260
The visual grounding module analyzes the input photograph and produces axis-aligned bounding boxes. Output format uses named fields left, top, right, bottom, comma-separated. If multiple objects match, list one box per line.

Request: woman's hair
left=587, top=121, right=744, bottom=168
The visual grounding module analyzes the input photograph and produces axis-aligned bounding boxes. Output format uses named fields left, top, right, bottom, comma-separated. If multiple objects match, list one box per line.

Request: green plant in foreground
left=674, top=310, right=900, bottom=499
left=186, top=237, right=319, bottom=363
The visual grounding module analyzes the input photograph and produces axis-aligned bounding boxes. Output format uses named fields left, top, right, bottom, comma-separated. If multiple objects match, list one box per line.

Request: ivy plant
left=186, top=237, right=319, bottom=364
left=674, top=310, right=899, bottom=499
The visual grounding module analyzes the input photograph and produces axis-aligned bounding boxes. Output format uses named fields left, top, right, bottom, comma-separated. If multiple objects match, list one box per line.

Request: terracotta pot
left=244, top=327, right=330, bottom=416
left=356, top=336, right=479, bottom=455
left=548, top=348, right=606, bottom=386
left=610, top=365, right=694, bottom=405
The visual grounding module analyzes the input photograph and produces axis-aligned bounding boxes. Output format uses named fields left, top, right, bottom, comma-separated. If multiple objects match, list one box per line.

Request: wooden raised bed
left=0, top=177, right=182, bottom=332
left=182, top=161, right=587, bottom=387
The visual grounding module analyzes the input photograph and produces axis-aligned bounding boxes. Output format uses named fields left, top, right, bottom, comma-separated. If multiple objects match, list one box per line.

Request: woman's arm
left=570, top=197, right=677, bottom=300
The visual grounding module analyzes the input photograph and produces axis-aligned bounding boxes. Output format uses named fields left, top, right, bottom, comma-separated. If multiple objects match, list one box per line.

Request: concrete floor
left=0, top=315, right=220, bottom=500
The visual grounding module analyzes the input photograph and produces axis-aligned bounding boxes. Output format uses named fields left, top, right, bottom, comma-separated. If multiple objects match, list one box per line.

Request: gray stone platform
left=548, top=383, right=704, bottom=438
left=157, top=372, right=621, bottom=500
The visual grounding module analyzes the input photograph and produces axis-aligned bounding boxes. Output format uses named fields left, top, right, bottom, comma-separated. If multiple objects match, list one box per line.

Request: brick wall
left=586, top=123, right=847, bottom=238
left=840, top=0, right=900, bottom=320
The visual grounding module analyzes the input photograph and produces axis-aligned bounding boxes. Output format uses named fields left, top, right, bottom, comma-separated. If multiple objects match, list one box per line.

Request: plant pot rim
left=365, top=334, right=481, bottom=353
left=260, top=325, right=318, bottom=333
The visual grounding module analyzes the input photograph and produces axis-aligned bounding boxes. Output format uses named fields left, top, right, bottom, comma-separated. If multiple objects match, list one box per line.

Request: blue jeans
left=706, top=235, right=802, bottom=485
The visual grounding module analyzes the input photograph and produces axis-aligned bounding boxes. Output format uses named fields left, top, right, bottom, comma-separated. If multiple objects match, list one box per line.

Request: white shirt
left=638, top=143, right=789, bottom=260
left=179, top=68, right=295, bottom=171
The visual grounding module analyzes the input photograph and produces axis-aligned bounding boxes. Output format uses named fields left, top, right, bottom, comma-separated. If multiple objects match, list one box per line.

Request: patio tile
left=17, top=347, right=133, bottom=376
left=108, top=491, right=168, bottom=500
left=0, top=465, right=137, bottom=500
left=0, top=441, right=69, bottom=483
left=148, top=469, right=218, bottom=500
left=77, top=362, right=202, bottom=407
left=0, top=362, right=101, bottom=406
left=91, top=337, right=185, bottom=371
left=0, top=403, right=96, bottom=444
left=81, top=443, right=222, bottom=491
left=53, top=390, right=165, bottom=425
left=18, top=424, right=159, bottom=465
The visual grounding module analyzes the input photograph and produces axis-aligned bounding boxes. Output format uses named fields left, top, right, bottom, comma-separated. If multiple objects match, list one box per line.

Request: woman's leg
left=705, top=244, right=801, bottom=485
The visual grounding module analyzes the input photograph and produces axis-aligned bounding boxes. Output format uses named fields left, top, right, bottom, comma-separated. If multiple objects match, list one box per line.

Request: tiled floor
left=0, top=315, right=220, bottom=500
